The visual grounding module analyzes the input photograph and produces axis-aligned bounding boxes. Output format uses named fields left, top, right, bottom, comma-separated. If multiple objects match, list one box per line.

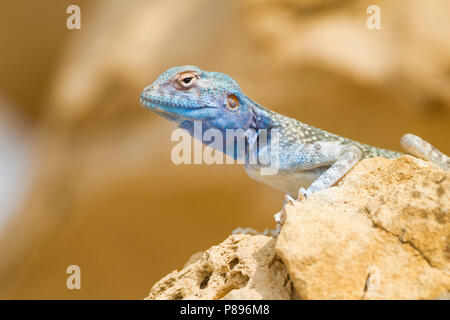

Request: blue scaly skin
left=140, top=65, right=450, bottom=202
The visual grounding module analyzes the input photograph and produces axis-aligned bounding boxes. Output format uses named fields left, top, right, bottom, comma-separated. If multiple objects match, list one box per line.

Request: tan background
left=0, top=0, right=449, bottom=299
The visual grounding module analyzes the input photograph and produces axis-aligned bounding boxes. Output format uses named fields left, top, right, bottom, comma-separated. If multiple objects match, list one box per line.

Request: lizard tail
left=400, top=133, right=449, bottom=170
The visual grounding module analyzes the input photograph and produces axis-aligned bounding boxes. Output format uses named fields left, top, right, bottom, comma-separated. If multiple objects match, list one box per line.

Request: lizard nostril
left=143, top=86, right=153, bottom=94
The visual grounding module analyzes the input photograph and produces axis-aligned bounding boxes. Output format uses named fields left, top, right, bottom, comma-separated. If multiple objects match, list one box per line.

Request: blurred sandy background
left=0, top=0, right=449, bottom=299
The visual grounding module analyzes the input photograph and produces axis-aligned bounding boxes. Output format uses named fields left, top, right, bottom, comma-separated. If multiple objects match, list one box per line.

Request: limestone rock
left=146, top=234, right=294, bottom=300
left=148, top=156, right=449, bottom=300
left=276, top=156, right=450, bottom=299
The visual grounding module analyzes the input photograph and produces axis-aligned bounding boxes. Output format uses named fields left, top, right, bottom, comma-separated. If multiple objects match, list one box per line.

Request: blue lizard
left=140, top=65, right=449, bottom=202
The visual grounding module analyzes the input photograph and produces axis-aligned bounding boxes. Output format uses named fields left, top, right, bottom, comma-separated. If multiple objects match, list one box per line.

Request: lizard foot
left=232, top=227, right=280, bottom=237
left=298, top=188, right=309, bottom=201
left=285, top=194, right=295, bottom=206
left=271, top=194, right=294, bottom=229
left=264, top=224, right=281, bottom=237
left=274, top=210, right=286, bottom=225
left=232, top=227, right=262, bottom=235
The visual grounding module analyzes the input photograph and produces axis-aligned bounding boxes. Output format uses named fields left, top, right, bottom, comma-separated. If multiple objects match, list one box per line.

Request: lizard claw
left=233, top=226, right=280, bottom=238
left=274, top=210, right=286, bottom=225
left=298, top=188, right=309, bottom=201
left=232, top=227, right=262, bottom=235
left=265, top=224, right=281, bottom=237
left=285, top=194, right=295, bottom=206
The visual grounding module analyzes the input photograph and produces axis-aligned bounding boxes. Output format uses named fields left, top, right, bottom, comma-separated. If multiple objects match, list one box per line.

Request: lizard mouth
left=140, top=96, right=176, bottom=115
left=140, top=95, right=202, bottom=110
left=140, top=95, right=217, bottom=120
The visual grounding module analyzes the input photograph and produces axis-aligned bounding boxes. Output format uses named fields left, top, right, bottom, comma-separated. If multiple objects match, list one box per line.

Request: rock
left=276, top=156, right=450, bottom=299
left=146, top=234, right=295, bottom=300
left=148, top=156, right=449, bottom=300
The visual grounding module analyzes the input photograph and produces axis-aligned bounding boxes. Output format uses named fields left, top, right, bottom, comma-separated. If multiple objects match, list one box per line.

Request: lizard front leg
left=299, top=145, right=361, bottom=199
left=275, top=142, right=361, bottom=200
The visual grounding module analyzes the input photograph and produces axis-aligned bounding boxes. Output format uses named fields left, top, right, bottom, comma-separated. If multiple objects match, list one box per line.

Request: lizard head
left=140, top=65, right=256, bottom=132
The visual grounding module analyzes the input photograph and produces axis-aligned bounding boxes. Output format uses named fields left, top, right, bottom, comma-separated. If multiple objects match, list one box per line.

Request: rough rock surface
left=277, top=156, right=449, bottom=299
left=146, top=234, right=296, bottom=300
left=148, top=156, right=449, bottom=300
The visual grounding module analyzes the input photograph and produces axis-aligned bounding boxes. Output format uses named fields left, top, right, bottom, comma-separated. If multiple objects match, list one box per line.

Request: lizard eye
left=227, top=94, right=239, bottom=111
left=176, top=71, right=198, bottom=90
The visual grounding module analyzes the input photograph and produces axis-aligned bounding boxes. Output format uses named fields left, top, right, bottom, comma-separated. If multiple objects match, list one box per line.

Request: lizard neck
left=246, top=97, right=277, bottom=132
left=244, top=97, right=279, bottom=163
